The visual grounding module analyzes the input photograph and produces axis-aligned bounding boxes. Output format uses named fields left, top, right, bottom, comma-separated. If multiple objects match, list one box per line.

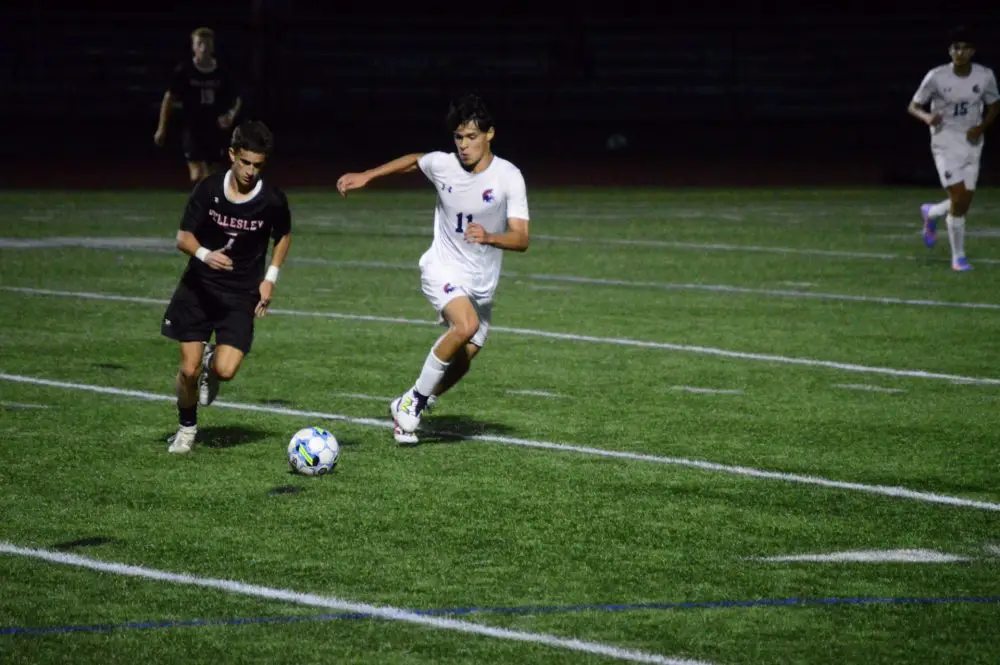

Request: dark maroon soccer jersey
left=179, top=172, right=291, bottom=296
left=168, top=60, right=239, bottom=130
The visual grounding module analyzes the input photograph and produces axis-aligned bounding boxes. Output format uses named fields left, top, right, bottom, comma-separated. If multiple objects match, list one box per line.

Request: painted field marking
left=4, top=286, right=1000, bottom=386
left=0, top=542, right=714, bottom=665
left=2, top=372, right=999, bottom=513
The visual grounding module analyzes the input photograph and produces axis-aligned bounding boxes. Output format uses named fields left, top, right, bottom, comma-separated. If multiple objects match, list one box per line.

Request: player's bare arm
left=465, top=217, right=530, bottom=252
left=256, top=232, right=292, bottom=317
left=176, top=230, right=233, bottom=271
left=336, top=153, right=425, bottom=196
left=219, top=96, right=242, bottom=130
left=154, top=91, right=174, bottom=146
left=908, top=100, right=941, bottom=127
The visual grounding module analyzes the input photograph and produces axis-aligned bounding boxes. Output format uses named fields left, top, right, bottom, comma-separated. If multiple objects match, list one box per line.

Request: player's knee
left=214, top=361, right=240, bottom=382
left=451, top=317, right=480, bottom=343
left=178, top=363, right=200, bottom=384
left=188, top=163, right=207, bottom=182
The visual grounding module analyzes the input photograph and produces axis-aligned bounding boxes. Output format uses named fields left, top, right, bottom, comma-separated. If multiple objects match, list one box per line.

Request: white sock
left=928, top=199, right=950, bottom=220
left=414, top=350, right=449, bottom=397
left=946, top=214, right=966, bottom=261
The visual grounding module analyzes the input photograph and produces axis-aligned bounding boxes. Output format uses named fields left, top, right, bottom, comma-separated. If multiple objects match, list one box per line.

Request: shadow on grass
left=404, top=415, right=518, bottom=446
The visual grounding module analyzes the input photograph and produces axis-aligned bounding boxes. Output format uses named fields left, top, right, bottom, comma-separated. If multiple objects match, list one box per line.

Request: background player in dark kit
left=154, top=27, right=243, bottom=183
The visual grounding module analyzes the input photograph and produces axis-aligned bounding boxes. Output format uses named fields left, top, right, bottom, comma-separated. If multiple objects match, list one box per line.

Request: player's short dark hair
left=446, top=94, right=494, bottom=133
left=230, top=121, right=274, bottom=155
left=191, top=27, right=214, bottom=42
left=948, top=25, right=974, bottom=47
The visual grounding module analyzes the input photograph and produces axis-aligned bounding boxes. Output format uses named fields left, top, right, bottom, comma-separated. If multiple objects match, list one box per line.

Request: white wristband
left=195, top=247, right=210, bottom=262
left=265, top=265, right=280, bottom=283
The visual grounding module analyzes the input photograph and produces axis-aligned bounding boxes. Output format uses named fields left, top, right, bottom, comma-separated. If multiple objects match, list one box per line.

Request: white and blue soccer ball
left=287, top=426, right=339, bottom=476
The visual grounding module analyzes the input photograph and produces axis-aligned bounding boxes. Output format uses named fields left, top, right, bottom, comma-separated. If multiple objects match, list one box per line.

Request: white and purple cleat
left=920, top=204, right=936, bottom=248
left=952, top=257, right=973, bottom=272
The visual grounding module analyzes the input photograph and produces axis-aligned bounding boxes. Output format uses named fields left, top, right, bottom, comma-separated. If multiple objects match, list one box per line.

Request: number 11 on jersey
left=455, top=212, right=473, bottom=232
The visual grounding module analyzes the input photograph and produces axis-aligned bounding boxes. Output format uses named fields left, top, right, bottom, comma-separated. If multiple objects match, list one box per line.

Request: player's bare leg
left=392, top=297, right=479, bottom=434
left=200, top=343, right=244, bottom=406
left=187, top=161, right=209, bottom=183
left=433, top=343, right=480, bottom=399
left=945, top=182, right=974, bottom=271
left=169, top=341, right=204, bottom=453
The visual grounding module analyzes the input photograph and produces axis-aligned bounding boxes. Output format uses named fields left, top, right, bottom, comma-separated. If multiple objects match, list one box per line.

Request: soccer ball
left=287, top=426, right=339, bottom=476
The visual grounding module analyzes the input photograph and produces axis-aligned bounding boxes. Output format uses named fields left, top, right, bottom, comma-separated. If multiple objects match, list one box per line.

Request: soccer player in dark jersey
left=161, top=121, right=292, bottom=454
left=154, top=27, right=242, bottom=184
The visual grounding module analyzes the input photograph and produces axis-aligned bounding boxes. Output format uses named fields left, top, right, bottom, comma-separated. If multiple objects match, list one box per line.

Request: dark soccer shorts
left=161, top=277, right=256, bottom=354
left=182, top=126, right=227, bottom=164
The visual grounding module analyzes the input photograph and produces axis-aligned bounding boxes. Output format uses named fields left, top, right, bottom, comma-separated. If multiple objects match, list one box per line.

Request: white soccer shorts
left=931, top=134, right=984, bottom=190
left=419, top=262, right=493, bottom=348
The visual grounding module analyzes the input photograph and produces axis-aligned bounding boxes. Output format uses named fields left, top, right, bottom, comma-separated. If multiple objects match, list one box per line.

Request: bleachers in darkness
left=1, top=6, right=997, bottom=159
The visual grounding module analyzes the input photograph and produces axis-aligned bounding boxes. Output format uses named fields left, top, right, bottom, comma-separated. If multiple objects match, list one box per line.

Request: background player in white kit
left=336, top=95, right=530, bottom=443
left=909, top=26, right=999, bottom=271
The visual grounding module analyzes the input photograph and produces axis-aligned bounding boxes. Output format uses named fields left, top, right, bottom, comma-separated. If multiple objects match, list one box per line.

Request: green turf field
left=1, top=187, right=998, bottom=665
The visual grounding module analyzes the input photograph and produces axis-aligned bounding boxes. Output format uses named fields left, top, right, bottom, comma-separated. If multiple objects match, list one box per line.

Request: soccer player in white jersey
left=336, top=95, right=530, bottom=444
left=909, top=26, right=999, bottom=271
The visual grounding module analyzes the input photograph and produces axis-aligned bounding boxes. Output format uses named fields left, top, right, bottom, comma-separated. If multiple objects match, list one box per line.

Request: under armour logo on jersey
left=482, top=189, right=495, bottom=203
left=945, top=171, right=953, bottom=179
left=213, top=196, right=219, bottom=203
left=974, top=84, right=981, bottom=93
left=440, top=182, right=452, bottom=193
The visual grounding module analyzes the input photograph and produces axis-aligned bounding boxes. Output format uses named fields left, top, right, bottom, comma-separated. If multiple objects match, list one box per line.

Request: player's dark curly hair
left=948, top=25, right=974, bottom=47
left=446, top=94, right=494, bottom=133
left=230, top=121, right=274, bottom=154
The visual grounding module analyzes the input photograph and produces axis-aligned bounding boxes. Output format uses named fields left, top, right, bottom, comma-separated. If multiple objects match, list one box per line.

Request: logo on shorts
left=164, top=318, right=172, bottom=326
left=443, top=283, right=457, bottom=294
left=973, top=84, right=981, bottom=93
left=482, top=189, right=494, bottom=203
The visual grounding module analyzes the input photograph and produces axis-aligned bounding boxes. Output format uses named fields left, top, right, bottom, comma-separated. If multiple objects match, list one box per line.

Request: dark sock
left=179, top=405, right=197, bottom=428
left=412, top=390, right=429, bottom=412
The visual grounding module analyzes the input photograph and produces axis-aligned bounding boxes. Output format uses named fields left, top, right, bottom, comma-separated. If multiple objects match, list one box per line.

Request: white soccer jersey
left=417, top=151, right=529, bottom=300
left=912, top=63, right=1000, bottom=136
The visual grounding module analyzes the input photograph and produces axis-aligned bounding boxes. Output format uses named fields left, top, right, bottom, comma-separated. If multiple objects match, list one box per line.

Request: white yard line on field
left=5, top=237, right=1000, bottom=309
left=2, top=372, right=999, bottom=513
left=4, top=286, right=1000, bottom=386
left=0, top=542, right=714, bottom=665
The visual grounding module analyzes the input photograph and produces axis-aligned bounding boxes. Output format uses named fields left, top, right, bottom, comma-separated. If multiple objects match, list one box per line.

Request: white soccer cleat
left=167, top=424, right=197, bottom=454
left=199, top=343, right=220, bottom=407
left=392, top=422, right=419, bottom=445
left=391, top=391, right=421, bottom=434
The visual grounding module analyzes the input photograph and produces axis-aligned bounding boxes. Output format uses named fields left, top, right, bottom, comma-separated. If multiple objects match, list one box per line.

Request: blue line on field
left=4, top=595, right=999, bottom=636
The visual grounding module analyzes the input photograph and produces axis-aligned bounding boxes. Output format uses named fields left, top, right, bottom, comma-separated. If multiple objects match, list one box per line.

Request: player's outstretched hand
left=927, top=114, right=943, bottom=127
left=256, top=280, right=274, bottom=318
left=336, top=173, right=370, bottom=196
left=967, top=125, right=984, bottom=144
left=218, top=114, right=234, bottom=130
left=153, top=128, right=166, bottom=147
left=204, top=250, right=234, bottom=271
left=463, top=222, right=490, bottom=245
